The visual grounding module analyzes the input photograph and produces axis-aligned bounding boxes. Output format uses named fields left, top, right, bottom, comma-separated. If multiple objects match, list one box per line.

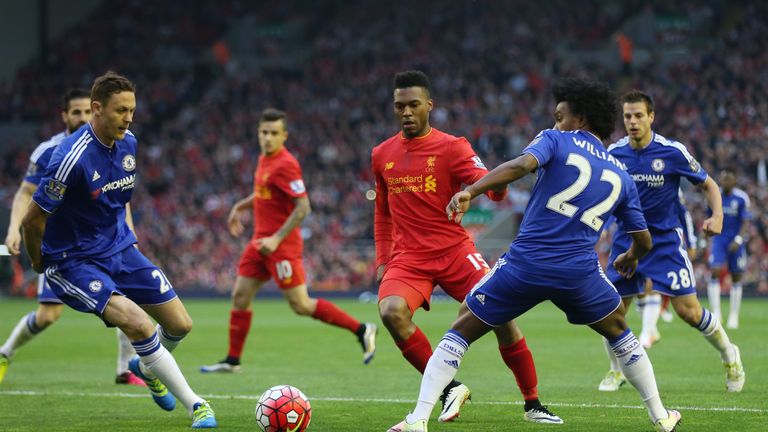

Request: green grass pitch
left=0, top=297, right=766, bottom=431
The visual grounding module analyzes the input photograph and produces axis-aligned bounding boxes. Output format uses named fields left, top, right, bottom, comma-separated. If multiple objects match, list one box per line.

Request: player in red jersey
left=376, top=71, right=561, bottom=428
left=201, top=108, right=377, bottom=373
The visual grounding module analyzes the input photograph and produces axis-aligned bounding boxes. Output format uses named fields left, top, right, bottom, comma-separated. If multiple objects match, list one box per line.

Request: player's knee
left=35, top=305, right=63, bottom=329
left=378, top=300, right=410, bottom=329
left=710, top=267, right=722, bottom=278
left=288, top=298, right=313, bottom=316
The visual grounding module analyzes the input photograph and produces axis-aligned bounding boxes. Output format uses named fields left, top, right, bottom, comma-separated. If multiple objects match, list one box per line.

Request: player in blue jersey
left=20, top=72, right=216, bottom=428
left=598, top=90, right=744, bottom=394
left=389, top=78, right=681, bottom=432
left=707, top=169, right=751, bottom=329
left=1, top=88, right=143, bottom=387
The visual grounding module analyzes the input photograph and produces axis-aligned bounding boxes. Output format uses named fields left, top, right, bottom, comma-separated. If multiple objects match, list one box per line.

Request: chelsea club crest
left=122, top=154, right=136, bottom=172
left=651, top=158, right=665, bottom=172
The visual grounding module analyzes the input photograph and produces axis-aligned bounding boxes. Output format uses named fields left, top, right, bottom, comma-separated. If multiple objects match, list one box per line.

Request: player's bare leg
left=0, top=303, right=63, bottom=384
left=590, top=307, right=680, bottom=430
left=379, top=295, right=470, bottom=423
left=285, top=284, right=377, bottom=364
left=670, top=294, right=744, bottom=391
left=201, top=275, right=264, bottom=373
left=491, top=318, right=560, bottom=423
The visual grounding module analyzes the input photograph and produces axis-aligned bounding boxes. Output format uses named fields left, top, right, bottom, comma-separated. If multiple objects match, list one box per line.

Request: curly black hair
left=552, top=78, right=618, bottom=139
left=393, top=70, right=431, bottom=95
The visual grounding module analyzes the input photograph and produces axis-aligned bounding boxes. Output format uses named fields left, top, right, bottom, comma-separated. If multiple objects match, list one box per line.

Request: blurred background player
left=391, top=77, right=680, bottom=432
left=0, top=88, right=143, bottom=387
left=375, top=71, right=560, bottom=427
left=598, top=90, right=744, bottom=393
left=200, top=108, right=376, bottom=373
left=707, top=169, right=751, bottom=329
left=20, top=72, right=217, bottom=428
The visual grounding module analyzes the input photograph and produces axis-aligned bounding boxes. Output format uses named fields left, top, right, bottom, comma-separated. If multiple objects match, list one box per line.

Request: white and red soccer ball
left=255, top=385, right=312, bottom=432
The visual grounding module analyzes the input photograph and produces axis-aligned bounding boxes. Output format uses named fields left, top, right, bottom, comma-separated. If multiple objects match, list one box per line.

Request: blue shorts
left=607, top=228, right=696, bottom=297
left=465, top=253, right=622, bottom=326
left=44, top=246, right=177, bottom=317
left=709, top=237, right=746, bottom=274
left=37, top=274, right=63, bottom=304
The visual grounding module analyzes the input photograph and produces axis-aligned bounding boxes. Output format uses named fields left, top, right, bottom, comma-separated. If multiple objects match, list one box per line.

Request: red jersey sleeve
left=449, top=138, right=507, bottom=201
left=272, top=159, right=308, bottom=199
left=372, top=148, right=394, bottom=267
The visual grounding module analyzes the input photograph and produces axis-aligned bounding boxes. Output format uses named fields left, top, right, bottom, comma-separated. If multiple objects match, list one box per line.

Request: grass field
left=0, top=297, right=766, bottom=431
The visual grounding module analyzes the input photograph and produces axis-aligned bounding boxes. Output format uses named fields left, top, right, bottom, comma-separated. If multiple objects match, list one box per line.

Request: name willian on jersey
left=571, top=137, right=626, bottom=170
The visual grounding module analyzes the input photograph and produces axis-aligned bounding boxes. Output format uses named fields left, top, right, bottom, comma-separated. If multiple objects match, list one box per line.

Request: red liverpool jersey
left=372, top=128, right=506, bottom=266
left=252, top=147, right=307, bottom=254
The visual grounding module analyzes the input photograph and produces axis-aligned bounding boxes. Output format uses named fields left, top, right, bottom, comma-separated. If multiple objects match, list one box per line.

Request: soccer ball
left=255, top=385, right=312, bottom=432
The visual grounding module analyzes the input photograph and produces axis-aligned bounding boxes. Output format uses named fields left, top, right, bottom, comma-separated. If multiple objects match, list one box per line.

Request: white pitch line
left=0, top=389, right=764, bottom=414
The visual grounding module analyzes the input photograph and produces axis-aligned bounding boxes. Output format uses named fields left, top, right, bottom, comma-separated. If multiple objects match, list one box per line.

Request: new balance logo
left=92, top=170, right=101, bottom=181
left=444, top=360, right=459, bottom=369
left=624, top=353, right=643, bottom=367
left=475, top=294, right=486, bottom=305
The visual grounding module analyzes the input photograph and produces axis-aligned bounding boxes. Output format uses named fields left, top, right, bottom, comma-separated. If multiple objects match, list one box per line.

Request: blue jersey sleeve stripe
left=732, top=189, right=750, bottom=209
left=655, top=134, right=694, bottom=162
left=30, top=135, right=62, bottom=163
left=56, top=136, right=91, bottom=182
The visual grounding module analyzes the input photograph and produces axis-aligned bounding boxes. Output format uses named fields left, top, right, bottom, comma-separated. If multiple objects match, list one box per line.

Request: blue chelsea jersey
left=720, top=188, right=750, bottom=240
left=31, top=123, right=138, bottom=264
left=24, top=131, right=68, bottom=186
left=607, top=132, right=707, bottom=232
left=509, top=129, right=647, bottom=272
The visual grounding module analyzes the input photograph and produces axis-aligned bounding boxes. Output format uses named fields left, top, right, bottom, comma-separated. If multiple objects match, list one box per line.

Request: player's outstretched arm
left=256, top=196, right=311, bottom=256
left=20, top=201, right=50, bottom=273
left=698, top=176, right=723, bottom=236
left=4, top=180, right=37, bottom=255
left=613, top=230, right=652, bottom=279
left=447, top=154, right=538, bottom=223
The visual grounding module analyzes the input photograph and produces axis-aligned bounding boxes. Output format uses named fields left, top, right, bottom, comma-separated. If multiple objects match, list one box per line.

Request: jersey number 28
left=545, top=153, right=621, bottom=231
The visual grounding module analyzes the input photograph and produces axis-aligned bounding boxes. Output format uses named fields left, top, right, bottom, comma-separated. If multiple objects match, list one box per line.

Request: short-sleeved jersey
left=720, top=188, right=750, bottom=240
left=252, top=147, right=307, bottom=254
left=31, top=123, right=138, bottom=265
left=372, top=128, right=502, bottom=266
left=607, top=132, right=708, bottom=232
left=24, top=131, right=68, bottom=186
left=510, top=129, right=647, bottom=272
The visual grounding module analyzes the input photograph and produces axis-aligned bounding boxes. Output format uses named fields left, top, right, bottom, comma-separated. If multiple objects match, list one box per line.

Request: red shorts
left=378, top=242, right=491, bottom=313
left=237, top=241, right=306, bottom=290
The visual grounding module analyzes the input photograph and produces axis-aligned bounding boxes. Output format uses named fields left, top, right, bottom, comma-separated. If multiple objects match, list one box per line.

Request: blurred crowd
left=1, top=0, right=766, bottom=294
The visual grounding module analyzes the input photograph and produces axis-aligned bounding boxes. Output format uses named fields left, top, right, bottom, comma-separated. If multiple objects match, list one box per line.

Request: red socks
left=395, top=327, right=433, bottom=374
left=499, top=337, right=539, bottom=401
left=311, top=298, right=361, bottom=332
left=227, top=309, right=253, bottom=360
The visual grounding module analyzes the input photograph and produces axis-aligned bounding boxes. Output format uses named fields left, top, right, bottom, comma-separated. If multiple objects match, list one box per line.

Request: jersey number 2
left=545, top=153, right=621, bottom=231
left=152, top=270, right=172, bottom=294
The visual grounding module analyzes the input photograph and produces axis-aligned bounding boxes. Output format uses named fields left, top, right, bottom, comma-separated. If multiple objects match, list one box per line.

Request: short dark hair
left=393, top=70, right=431, bottom=95
left=552, top=78, right=618, bottom=139
left=620, top=89, right=654, bottom=114
left=91, top=71, right=135, bottom=105
left=62, top=88, right=90, bottom=112
left=260, top=108, right=288, bottom=129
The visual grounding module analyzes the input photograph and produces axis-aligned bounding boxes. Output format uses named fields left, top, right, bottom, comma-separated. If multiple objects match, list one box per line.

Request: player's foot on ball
left=116, top=371, right=147, bottom=387
left=524, top=405, right=563, bottom=424
left=598, top=370, right=627, bottom=392
left=191, top=401, right=218, bottom=429
left=437, top=382, right=471, bottom=422
left=357, top=322, right=378, bottom=365
left=0, top=354, right=9, bottom=385
left=724, top=344, right=745, bottom=392
left=387, top=417, right=427, bottom=432
left=200, top=359, right=241, bottom=373
left=654, top=409, right=681, bottom=432
left=128, top=356, right=176, bottom=411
